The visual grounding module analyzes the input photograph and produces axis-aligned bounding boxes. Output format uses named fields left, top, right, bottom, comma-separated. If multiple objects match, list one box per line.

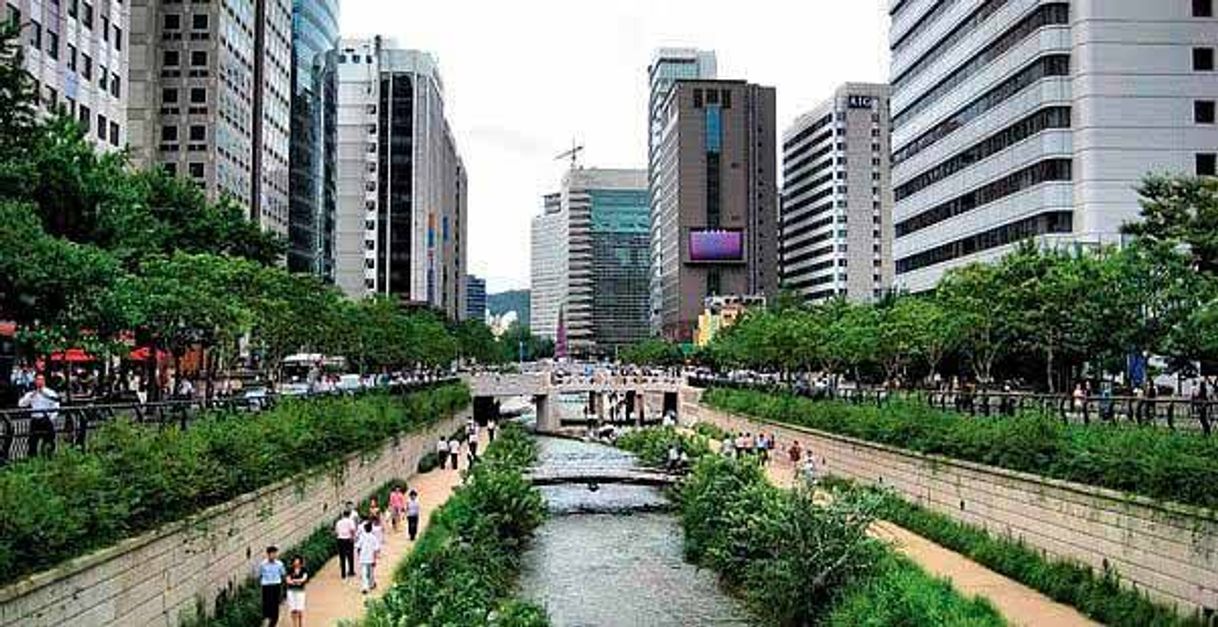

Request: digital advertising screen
left=688, top=229, right=744, bottom=263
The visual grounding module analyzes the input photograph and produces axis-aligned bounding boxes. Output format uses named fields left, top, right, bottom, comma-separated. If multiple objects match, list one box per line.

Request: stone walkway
left=303, top=431, right=487, bottom=626
left=754, top=444, right=1097, bottom=627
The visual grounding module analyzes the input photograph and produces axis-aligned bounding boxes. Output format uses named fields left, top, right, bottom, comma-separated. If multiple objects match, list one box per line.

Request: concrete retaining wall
left=0, top=410, right=468, bottom=627
left=684, top=397, right=1218, bottom=619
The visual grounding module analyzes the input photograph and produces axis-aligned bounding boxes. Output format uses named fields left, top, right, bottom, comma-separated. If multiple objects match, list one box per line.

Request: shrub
left=616, top=426, right=711, bottom=467
left=703, top=389, right=1218, bottom=509
left=363, top=422, right=548, bottom=627
left=0, top=383, right=470, bottom=585
left=417, top=451, right=443, bottom=473
left=677, top=455, right=998, bottom=626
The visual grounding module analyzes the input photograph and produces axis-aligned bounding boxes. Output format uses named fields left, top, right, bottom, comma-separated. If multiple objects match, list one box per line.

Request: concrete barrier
left=0, top=410, right=468, bottom=627
left=685, top=398, right=1218, bottom=619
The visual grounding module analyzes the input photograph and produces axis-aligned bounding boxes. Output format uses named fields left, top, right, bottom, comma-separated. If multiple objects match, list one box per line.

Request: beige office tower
left=781, top=83, right=894, bottom=303
left=125, top=0, right=292, bottom=237
left=332, top=37, right=468, bottom=320
left=8, top=0, right=129, bottom=150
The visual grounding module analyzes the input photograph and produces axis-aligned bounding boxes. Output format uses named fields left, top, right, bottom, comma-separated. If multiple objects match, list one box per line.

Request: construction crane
left=555, top=141, right=584, bottom=170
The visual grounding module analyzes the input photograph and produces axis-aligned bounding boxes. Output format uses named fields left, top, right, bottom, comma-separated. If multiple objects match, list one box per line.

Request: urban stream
left=517, top=434, right=752, bottom=626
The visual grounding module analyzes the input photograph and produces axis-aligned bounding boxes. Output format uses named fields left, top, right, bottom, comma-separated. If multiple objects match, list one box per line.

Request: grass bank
left=703, top=388, right=1218, bottom=509
left=0, top=383, right=470, bottom=585
left=361, top=422, right=548, bottom=627
left=678, top=455, right=1005, bottom=626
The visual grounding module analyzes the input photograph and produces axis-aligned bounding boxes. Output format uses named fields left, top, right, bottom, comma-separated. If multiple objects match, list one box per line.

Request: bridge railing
left=0, top=378, right=459, bottom=465
left=688, top=376, right=1215, bottom=436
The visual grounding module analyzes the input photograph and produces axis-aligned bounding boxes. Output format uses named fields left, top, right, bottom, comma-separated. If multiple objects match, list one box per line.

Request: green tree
left=1123, top=174, right=1218, bottom=274
left=937, top=262, right=1015, bottom=385
left=620, top=338, right=685, bottom=366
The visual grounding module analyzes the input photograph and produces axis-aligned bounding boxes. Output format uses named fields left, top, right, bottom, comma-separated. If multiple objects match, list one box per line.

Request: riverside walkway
left=305, top=430, right=487, bottom=625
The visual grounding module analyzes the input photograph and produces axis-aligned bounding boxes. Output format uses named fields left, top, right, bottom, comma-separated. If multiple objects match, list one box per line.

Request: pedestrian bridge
left=524, top=466, right=680, bottom=487
left=466, top=372, right=683, bottom=397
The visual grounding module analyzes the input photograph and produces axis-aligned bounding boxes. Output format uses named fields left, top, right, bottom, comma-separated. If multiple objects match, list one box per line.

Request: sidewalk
left=713, top=437, right=1097, bottom=627
left=304, top=431, right=487, bottom=626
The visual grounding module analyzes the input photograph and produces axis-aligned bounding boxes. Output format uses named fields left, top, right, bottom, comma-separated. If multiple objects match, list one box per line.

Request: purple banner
left=689, top=230, right=744, bottom=262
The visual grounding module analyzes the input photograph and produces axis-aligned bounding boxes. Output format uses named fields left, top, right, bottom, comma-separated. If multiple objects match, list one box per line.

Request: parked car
left=336, top=374, right=364, bottom=394
left=242, top=386, right=270, bottom=411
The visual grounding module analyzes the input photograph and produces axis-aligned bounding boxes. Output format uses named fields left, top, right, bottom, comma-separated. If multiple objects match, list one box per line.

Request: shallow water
left=518, top=436, right=752, bottom=626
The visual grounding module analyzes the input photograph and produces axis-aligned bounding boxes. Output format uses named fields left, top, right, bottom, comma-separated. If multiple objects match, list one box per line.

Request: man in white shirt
left=355, top=520, right=381, bottom=593
left=18, top=374, right=59, bottom=457
left=334, top=508, right=357, bottom=579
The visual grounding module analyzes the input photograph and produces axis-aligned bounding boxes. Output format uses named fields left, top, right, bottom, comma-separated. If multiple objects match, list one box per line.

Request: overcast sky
left=341, top=1, right=891, bottom=294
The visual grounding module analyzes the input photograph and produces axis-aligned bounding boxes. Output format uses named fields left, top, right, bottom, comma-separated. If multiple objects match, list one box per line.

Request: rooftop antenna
left=555, top=140, right=584, bottom=170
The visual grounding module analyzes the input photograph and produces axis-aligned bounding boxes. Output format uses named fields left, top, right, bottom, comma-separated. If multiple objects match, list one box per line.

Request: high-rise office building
left=465, top=274, right=486, bottom=322
left=531, top=170, right=650, bottom=356
left=127, top=0, right=293, bottom=237
left=652, top=79, right=779, bottom=342
left=890, top=0, right=1218, bottom=292
left=288, top=0, right=339, bottom=278
left=531, top=192, right=566, bottom=342
left=781, top=83, right=893, bottom=303
left=333, top=38, right=468, bottom=320
left=647, top=48, right=716, bottom=334
left=7, top=0, right=129, bottom=150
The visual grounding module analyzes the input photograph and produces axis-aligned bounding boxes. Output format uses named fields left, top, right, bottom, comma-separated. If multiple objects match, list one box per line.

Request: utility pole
left=555, top=140, right=584, bottom=170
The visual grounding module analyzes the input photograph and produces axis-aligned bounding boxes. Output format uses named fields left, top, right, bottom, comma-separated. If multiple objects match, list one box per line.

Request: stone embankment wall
left=684, top=396, right=1217, bottom=619
left=0, top=410, right=467, bottom=627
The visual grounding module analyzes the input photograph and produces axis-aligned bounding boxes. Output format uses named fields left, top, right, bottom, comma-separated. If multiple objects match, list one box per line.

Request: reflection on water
left=519, top=437, right=752, bottom=626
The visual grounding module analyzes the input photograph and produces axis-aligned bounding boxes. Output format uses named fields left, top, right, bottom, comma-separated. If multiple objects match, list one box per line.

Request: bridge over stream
left=466, top=373, right=685, bottom=433
left=524, top=466, right=680, bottom=487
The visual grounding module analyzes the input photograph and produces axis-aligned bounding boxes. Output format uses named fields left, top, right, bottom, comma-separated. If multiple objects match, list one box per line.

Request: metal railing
left=0, top=378, right=459, bottom=465
left=688, top=376, right=1215, bottom=436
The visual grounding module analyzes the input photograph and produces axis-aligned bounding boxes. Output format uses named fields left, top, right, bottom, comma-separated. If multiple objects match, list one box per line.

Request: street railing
left=687, top=376, right=1215, bottom=436
left=0, top=377, right=460, bottom=465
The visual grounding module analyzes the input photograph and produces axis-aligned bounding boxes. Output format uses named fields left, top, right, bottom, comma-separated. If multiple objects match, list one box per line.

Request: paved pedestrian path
left=708, top=435, right=1097, bottom=627
left=304, top=431, right=487, bottom=626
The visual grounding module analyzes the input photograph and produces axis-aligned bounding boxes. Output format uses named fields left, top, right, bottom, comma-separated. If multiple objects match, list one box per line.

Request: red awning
left=49, top=348, right=96, bottom=363
left=129, top=346, right=170, bottom=361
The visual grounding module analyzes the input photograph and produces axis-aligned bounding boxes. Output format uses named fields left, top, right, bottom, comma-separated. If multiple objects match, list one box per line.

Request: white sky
left=341, top=1, right=891, bottom=293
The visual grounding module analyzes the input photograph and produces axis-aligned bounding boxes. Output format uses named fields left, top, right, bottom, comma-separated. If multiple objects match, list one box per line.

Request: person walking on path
left=467, top=419, right=480, bottom=458
left=334, top=507, right=356, bottom=579
left=405, top=489, right=421, bottom=541
left=18, top=374, right=60, bottom=457
left=787, top=440, right=803, bottom=481
left=355, top=521, right=381, bottom=593
left=436, top=436, right=449, bottom=469
left=388, top=486, right=406, bottom=532
left=487, top=417, right=498, bottom=442
left=285, top=556, right=308, bottom=627
left=258, top=546, right=286, bottom=626
left=447, top=436, right=461, bottom=471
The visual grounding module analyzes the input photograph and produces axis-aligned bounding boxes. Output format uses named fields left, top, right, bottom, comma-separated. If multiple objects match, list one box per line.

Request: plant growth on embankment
left=362, top=421, right=549, bottom=627
left=0, top=383, right=470, bottom=586
left=677, top=455, right=1005, bottom=626
left=703, top=388, right=1218, bottom=509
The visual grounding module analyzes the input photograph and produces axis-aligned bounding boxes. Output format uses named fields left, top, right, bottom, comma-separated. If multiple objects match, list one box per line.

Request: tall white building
left=781, top=83, right=894, bottom=303
left=9, top=0, right=128, bottom=150
left=890, top=0, right=1218, bottom=292
left=647, top=48, right=716, bottom=334
left=530, top=193, right=566, bottom=341
left=333, top=37, right=468, bottom=319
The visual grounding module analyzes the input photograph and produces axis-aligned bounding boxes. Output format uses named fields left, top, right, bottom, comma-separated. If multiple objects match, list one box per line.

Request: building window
left=1199, top=153, right=1217, bottom=176
left=81, top=53, right=92, bottom=80
left=706, top=269, right=721, bottom=296
left=190, top=50, right=207, bottom=66
left=109, top=121, right=119, bottom=146
left=164, top=13, right=180, bottom=29
left=192, top=13, right=207, bottom=29
left=162, top=87, right=178, bottom=103
left=114, top=26, right=121, bottom=51
left=81, top=1, right=93, bottom=28
left=190, top=87, right=206, bottom=103
left=110, top=73, right=120, bottom=98
left=101, top=15, right=109, bottom=41
left=163, top=162, right=177, bottom=176
left=1196, top=0, right=1214, bottom=17
left=78, top=105, right=90, bottom=132
left=163, top=50, right=178, bottom=66
left=28, top=20, right=40, bottom=49
left=46, top=30, right=57, bottom=59
left=96, top=114, right=106, bottom=140
left=189, top=125, right=205, bottom=141
left=161, top=125, right=177, bottom=141
left=67, top=44, right=76, bottom=70
left=1196, top=100, right=1216, bottom=124
left=188, top=162, right=204, bottom=179
left=98, top=64, right=107, bottom=89
left=1194, top=47, right=1215, bottom=71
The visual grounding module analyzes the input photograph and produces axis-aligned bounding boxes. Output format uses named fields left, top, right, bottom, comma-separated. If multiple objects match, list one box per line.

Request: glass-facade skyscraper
left=288, top=0, right=340, bottom=278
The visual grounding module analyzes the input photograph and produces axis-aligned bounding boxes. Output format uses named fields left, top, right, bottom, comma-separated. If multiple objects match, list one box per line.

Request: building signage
left=847, top=95, right=874, bottom=109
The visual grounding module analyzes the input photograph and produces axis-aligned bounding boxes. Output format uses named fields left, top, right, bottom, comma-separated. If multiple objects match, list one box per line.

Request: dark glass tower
left=288, top=0, right=339, bottom=277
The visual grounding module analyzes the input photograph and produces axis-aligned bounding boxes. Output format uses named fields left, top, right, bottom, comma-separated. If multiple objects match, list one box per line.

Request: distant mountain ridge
left=488, top=289, right=530, bottom=328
